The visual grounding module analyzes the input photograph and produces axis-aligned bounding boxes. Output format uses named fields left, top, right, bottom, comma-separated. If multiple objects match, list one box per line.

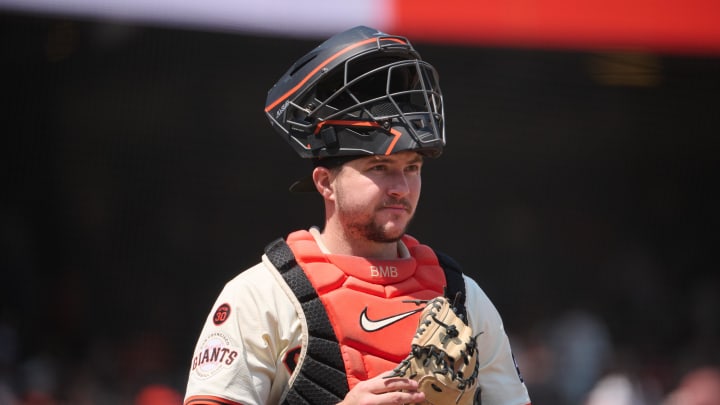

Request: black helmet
left=264, top=26, right=445, bottom=162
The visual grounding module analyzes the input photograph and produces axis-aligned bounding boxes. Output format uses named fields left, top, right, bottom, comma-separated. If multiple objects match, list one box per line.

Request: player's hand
left=337, top=372, right=426, bottom=404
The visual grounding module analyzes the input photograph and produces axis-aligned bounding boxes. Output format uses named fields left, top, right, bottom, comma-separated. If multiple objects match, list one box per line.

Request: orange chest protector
left=264, top=231, right=467, bottom=405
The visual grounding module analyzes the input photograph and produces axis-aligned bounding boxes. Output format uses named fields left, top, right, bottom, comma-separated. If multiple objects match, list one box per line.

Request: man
left=184, top=26, right=531, bottom=405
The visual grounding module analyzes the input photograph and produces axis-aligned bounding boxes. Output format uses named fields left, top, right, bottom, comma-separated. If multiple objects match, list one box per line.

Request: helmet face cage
left=266, top=28, right=445, bottom=159
left=303, top=57, right=444, bottom=145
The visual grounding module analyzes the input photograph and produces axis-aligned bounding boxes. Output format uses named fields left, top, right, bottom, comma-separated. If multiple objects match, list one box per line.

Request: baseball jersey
left=184, top=228, right=531, bottom=405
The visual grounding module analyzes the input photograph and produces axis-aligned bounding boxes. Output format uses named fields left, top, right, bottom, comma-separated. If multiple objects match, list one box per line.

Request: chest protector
left=264, top=230, right=467, bottom=405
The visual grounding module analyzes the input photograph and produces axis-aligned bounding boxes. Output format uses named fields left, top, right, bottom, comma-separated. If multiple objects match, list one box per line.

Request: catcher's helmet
left=265, top=26, right=445, bottom=163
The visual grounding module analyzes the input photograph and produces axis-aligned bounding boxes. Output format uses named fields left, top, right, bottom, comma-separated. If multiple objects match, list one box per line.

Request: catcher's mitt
left=389, top=295, right=481, bottom=405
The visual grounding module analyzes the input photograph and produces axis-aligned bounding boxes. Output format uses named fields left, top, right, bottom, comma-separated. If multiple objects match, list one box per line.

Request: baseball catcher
left=183, top=25, right=531, bottom=405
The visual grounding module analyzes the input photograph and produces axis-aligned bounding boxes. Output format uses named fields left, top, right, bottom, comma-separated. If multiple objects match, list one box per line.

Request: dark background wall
left=2, top=12, right=719, bottom=404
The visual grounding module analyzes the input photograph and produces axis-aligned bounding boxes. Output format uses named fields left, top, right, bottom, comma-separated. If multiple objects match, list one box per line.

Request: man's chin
left=372, top=222, right=409, bottom=243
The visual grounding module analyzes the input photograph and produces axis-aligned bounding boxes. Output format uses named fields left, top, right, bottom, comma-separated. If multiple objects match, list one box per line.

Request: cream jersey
left=184, top=229, right=531, bottom=405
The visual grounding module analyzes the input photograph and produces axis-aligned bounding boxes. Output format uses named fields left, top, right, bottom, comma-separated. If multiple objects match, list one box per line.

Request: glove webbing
left=388, top=295, right=480, bottom=386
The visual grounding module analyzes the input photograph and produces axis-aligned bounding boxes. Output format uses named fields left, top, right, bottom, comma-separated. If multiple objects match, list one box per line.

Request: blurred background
left=1, top=1, right=719, bottom=404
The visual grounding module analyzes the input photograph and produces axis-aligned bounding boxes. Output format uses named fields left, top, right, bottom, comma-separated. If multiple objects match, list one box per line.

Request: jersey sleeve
left=464, top=275, right=532, bottom=405
left=184, top=262, right=302, bottom=405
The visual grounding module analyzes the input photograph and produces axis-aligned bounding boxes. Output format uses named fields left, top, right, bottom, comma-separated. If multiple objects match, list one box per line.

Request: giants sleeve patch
left=191, top=332, right=240, bottom=379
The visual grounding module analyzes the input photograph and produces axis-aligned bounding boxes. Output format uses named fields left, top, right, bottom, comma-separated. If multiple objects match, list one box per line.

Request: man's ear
left=312, top=166, right=334, bottom=199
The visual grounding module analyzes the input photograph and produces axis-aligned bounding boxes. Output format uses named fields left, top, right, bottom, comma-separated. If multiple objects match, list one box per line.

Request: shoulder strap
left=264, top=238, right=349, bottom=405
left=435, top=250, right=468, bottom=322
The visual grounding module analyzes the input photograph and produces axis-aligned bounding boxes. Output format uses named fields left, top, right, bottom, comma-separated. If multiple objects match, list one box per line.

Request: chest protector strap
left=264, top=236, right=467, bottom=405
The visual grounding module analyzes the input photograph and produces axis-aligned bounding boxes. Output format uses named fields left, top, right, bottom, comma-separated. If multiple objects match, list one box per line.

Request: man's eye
left=405, top=165, right=421, bottom=172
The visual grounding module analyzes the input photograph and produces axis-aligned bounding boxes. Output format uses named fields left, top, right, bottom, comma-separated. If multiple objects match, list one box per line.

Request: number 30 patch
left=213, top=303, right=231, bottom=325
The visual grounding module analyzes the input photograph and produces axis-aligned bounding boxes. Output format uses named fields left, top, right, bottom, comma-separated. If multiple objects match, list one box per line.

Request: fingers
left=374, top=373, right=419, bottom=393
left=377, top=390, right=425, bottom=404
left=340, top=373, right=426, bottom=404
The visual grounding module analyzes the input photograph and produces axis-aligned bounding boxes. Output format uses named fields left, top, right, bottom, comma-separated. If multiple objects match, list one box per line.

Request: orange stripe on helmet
left=313, top=120, right=380, bottom=134
left=264, top=37, right=408, bottom=113
left=384, top=127, right=403, bottom=155
left=314, top=120, right=402, bottom=155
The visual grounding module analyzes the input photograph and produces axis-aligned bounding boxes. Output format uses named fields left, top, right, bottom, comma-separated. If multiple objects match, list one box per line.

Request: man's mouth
left=381, top=200, right=411, bottom=212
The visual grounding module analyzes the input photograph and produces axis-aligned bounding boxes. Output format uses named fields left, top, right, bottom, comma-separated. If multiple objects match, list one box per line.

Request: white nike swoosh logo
left=359, top=307, right=423, bottom=332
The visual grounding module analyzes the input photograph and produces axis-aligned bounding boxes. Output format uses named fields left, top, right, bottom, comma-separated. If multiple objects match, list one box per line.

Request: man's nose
left=387, top=171, right=410, bottom=197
